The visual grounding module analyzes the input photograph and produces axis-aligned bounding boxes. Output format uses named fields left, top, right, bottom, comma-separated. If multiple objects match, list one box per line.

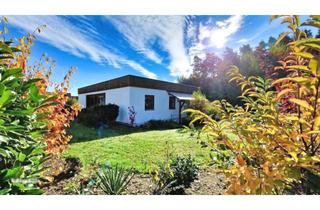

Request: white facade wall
left=106, top=87, right=130, bottom=123
left=129, top=87, right=180, bottom=125
left=78, top=86, right=182, bottom=125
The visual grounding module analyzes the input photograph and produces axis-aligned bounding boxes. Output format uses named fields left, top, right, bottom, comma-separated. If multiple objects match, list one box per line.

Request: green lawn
left=64, top=122, right=211, bottom=174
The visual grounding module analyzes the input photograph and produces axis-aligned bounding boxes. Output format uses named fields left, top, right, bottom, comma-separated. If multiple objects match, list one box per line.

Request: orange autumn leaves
left=44, top=87, right=81, bottom=153
left=14, top=29, right=81, bottom=154
left=34, top=65, right=81, bottom=153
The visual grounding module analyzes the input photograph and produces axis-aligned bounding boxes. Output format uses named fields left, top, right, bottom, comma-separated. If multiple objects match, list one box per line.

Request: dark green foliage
left=179, top=50, right=243, bottom=105
left=77, top=104, right=119, bottom=127
left=140, top=120, right=180, bottom=130
left=0, top=41, right=52, bottom=194
left=239, top=44, right=262, bottom=77
left=152, top=155, right=199, bottom=194
left=189, top=90, right=215, bottom=115
left=96, top=164, right=134, bottom=195
left=170, top=155, right=199, bottom=189
left=179, top=36, right=291, bottom=105
left=285, top=170, right=320, bottom=195
left=209, top=144, right=235, bottom=169
left=303, top=170, right=320, bottom=194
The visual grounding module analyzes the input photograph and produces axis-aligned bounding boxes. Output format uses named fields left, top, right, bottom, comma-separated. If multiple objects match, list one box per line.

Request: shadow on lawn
left=67, top=121, right=185, bottom=144
left=67, top=122, right=148, bottom=143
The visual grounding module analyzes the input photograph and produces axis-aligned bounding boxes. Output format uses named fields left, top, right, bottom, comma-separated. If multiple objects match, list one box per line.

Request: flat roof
left=78, top=75, right=198, bottom=94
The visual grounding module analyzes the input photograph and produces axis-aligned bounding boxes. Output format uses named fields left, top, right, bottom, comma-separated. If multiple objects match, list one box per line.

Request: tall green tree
left=239, top=44, right=262, bottom=77
left=179, top=53, right=221, bottom=101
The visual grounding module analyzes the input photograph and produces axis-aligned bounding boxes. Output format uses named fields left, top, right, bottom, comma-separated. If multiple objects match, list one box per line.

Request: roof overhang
left=78, top=75, right=198, bottom=95
left=168, top=91, right=194, bottom=101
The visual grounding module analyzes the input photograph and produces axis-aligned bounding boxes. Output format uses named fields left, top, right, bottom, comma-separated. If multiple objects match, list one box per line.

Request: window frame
left=86, top=93, right=106, bottom=108
left=145, top=95, right=155, bottom=111
left=169, top=96, right=176, bottom=110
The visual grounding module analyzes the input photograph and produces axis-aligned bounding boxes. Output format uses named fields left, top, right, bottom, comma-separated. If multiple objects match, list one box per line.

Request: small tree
left=128, top=106, right=137, bottom=126
left=15, top=26, right=81, bottom=154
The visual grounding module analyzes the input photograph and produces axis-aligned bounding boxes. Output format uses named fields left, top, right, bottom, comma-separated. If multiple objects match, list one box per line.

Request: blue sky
left=6, top=15, right=315, bottom=95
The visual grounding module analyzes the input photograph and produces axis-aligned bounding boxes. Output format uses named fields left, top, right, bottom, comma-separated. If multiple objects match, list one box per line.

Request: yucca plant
left=96, top=164, right=134, bottom=195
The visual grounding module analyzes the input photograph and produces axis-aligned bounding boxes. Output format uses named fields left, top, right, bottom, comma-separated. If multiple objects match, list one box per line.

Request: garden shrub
left=185, top=15, right=320, bottom=194
left=0, top=16, right=81, bottom=193
left=141, top=119, right=180, bottom=130
left=189, top=90, right=214, bottom=115
left=152, top=155, right=199, bottom=194
left=170, top=155, right=199, bottom=189
left=186, top=90, right=216, bottom=126
left=0, top=35, right=53, bottom=194
left=77, top=104, right=119, bottom=127
left=103, top=104, right=119, bottom=124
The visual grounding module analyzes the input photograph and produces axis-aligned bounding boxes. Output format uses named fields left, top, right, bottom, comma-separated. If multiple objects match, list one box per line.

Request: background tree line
left=179, top=29, right=320, bottom=105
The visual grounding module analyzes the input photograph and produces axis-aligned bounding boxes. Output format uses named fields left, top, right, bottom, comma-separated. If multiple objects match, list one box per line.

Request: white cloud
left=237, top=38, right=249, bottom=44
left=8, top=16, right=157, bottom=79
left=106, top=16, right=192, bottom=77
left=125, top=60, right=157, bottom=79
left=201, top=15, right=243, bottom=49
left=186, top=15, right=243, bottom=66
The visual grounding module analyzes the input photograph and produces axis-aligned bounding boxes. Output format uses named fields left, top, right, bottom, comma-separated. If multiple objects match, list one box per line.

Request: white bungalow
left=77, top=75, right=198, bottom=125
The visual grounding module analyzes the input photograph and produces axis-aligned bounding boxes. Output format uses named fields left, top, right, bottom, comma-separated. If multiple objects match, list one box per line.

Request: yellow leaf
left=293, top=52, right=314, bottom=59
left=275, top=32, right=290, bottom=46
left=289, top=152, right=299, bottom=162
left=276, top=88, right=294, bottom=100
left=315, top=116, right=320, bottom=128
left=286, top=65, right=310, bottom=72
left=289, top=98, right=314, bottom=111
left=311, top=156, right=320, bottom=162
left=309, top=58, right=319, bottom=76
left=262, top=114, right=276, bottom=120
left=272, top=77, right=309, bottom=86
left=245, top=127, right=260, bottom=132
left=286, top=116, right=299, bottom=121
left=307, top=130, right=320, bottom=135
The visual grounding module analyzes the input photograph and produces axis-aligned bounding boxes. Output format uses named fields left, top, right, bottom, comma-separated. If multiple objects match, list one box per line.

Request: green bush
left=96, top=164, right=134, bottom=195
left=141, top=120, right=180, bottom=129
left=77, top=104, right=119, bottom=127
left=152, top=155, right=199, bottom=194
left=171, top=155, right=199, bottom=189
left=189, top=90, right=215, bottom=116
left=0, top=41, right=52, bottom=194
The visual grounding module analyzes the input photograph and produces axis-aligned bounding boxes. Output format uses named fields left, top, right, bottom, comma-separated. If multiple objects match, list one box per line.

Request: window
left=86, top=93, right=105, bottom=108
left=169, top=96, right=176, bottom=109
left=145, top=95, right=154, bottom=110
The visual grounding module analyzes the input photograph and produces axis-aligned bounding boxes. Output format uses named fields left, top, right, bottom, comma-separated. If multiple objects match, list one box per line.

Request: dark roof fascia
left=78, top=75, right=198, bottom=94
